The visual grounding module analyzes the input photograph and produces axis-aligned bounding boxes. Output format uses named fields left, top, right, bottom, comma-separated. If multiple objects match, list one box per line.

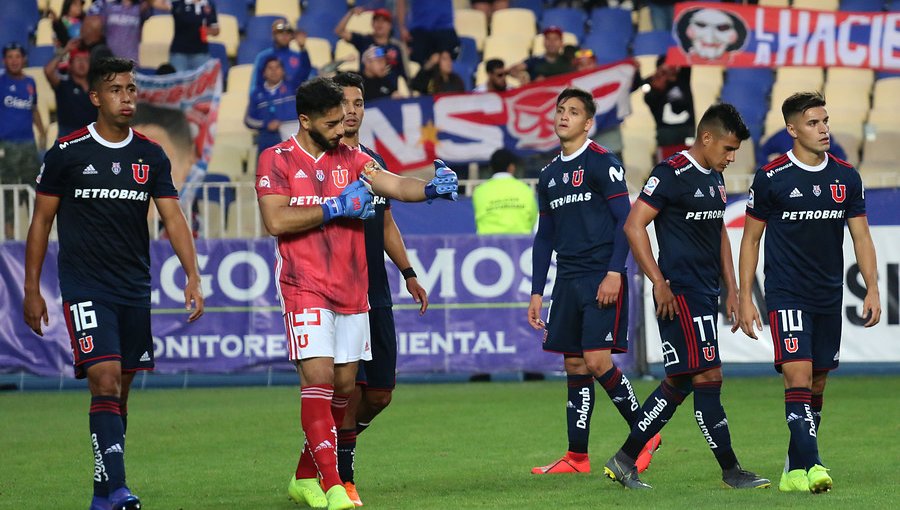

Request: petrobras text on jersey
left=74, top=188, right=150, bottom=201
left=781, top=210, right=845, bottom=221
left=548, top=191, right=592, bottom=210
left=289, top=195, right=327, bottom=206
left=685, top=210, right=725, bottom=220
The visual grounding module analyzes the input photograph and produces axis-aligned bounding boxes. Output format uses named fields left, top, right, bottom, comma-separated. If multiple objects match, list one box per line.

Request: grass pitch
left=1, top=375, right=898, bottom=509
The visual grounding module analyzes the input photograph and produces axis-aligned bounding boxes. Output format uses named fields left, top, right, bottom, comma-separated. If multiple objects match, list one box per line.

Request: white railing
left=0, top=185, right=36, bottom=241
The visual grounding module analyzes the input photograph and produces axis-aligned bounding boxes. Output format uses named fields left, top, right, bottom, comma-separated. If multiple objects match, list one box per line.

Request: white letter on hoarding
left=407, top=248, right=458, bottom=298
left=160, top=254, right=212, bottom=303
left=460, top=247, right=514, bottom=298
left=217, top=251, right=270, bottom=302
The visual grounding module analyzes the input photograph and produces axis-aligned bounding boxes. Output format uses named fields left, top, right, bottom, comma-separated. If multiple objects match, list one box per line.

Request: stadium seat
left=635, top=6, right=653, bottom=33
left=256, top=0, right=300, bottom=21
left=209, top=42, right=230, bottom=84
left=511, top=0, right=544, bottom=19
left=627, top=90, right=655, bottom=130
left=457, top=36, right=479, bottom=67
left=729, top=137, right=757, bottom=175
left=482, top=34, right=531, bottom=66
left=138, top=42, right=169, bottom=68
left=395, top=75, right=411, bottom=97
left=28, top=45, right=56, bottom=68
left=346, top=10, right=374, bottom=35
left=142, top=15, right=174, bottom=45
left=297, top=9, right=343, bottom=46
left=0, top=18, right=32, bottom=49
left=839, top=0, right=885, bottom=10
left=304, top=37, right=333, bottom=71
left=226, top=184, right=266, bottom=238
left=454, top=8, right=488, bottom=51
left=888, top=0, right=900, bottom=10
left=721, top=68, right=773, bottom=99
left=35, top=18, right=54, bottom=46
left=582, top=31, right=629, bottom=64
left=632, top=30, right=674, bottom=56
left=793, top=0, right=838, bottom=9
left=589, top=8, right=634, bottom=43
left=474, top=60, right=521, bottom=90
left=823, top=82, right=870, bottom=121
left=829, top=123, right=863, bottom=166
left=334, top=40, right=360, bottom=72
left=827, top=67, right=874, bottom=89
left=871, top=77, right=900, bottom=110
left=227, top=64, right=254, bottom=93
left=216, top=0, right=249, bottom=32
left=246, top=15, right=281, bottom=43
left=540, top=8, right=586, bottom=42
left=861, top=132, right=900, bottom=169
left=9, top=0, right=40, bottom=34
left=774, top=66, right=824, bottom=93
left=758, top=0, right=789, bottom=6
left=209, top=14, right=240, bottom=57
left=236, top=37, right=269, bottom=66
left=531, top=32, right=579, bottom=57
left=453, top=61, right=475, bottom=91
left=24, top=67, right=54, bottom=124
left=45, top=121, right=58, bottom=150
left=491, top=8, right=537, bottom=39
left=762, top=109, right=785, bottom=140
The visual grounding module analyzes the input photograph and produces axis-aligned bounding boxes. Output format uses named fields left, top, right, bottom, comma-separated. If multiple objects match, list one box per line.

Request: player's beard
left=309, top=127, right=339, bottom=152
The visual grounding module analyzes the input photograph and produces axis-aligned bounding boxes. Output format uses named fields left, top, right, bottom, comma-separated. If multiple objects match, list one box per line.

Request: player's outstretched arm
left=625, top=200, right=678, bottom=319
left=383, top=208, right=428, bottom=315
left=720, top=224, right=740, bottom=331
left=737, top=216, right=766, bottom=339
left=362, top=159, right=458, bottom=203
left=23, top=194, right=60, bottom=336
left=155, top=198, right=204, bottom=322
left=848, top=216, right=882, bottom=327
left=259, top=181, right=374, bottom=236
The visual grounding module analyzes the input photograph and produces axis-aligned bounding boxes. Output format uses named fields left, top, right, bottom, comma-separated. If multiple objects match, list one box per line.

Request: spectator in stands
left=49, top=0, right=86, bottom=46
left=250, top=18, right=312, bottom=95
left=757, top=127, right=847, bottom=165
left=87, top=0, right=162, bottom=64
left=511, top=26, right=572, bottom=84
left=44, top=40, right=96, bottom=137
left=472, top=149, right=537, bottom=235
left=168, top=0, right=219, bottom=72
left=78, top=14, right=114, bottom=62
left=360, top=46, right=399, bottom=101
left=643, top=56, right=694, bottom=161
left=245, top=56, right=297, bottom=157
left=410, top=51, right=465, bottom=95
left=647, top=0, right=678, bottom=31
left=395, top=0, right=460, bottom=65
left=473, top=58, right=509, bottom=93
left=0, top=43, right=46, bottom=236
left=335, top=7, right=408, bottom=88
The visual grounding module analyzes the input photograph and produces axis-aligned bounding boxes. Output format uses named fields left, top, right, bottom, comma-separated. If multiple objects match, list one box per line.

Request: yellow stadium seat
left=346, top=10, right=373, bottom=35
left=691, top=65, right=723, bottom=120
left=45, top=122, right=58, bottom=149
left=218, top=91, right=249, bottom=125
left=826, top=67, right=874, bottom=89
left=334, top=40, right=360, bottom=72
left=763, top=109, right=785, bottom=140
left=822, top=85, right=870, bottom=122
left=138, top=42, right=170, bottom=68
left=483, top=34, right=531, bottom=65
left=142, top=15, right=174, bottom=45
left=209, top=14, right=240, bottom=58
left=758, top=0, right=789, bottom=6
left=455, top=8, right=488, bottom=52
left=255, top=0, right=300, bottom=21
left=871, top=77, right=900, bottom=111
left=227, top=64, right=254, bottom=93
left=24, top=67, right=54, bottom=123
left=303, top=37, right=333, bottom=70
left=636, top=6, right=652, bottom=32
left=729, top=137, right=756, bottom=175
left=621, top=130, right=655, bottom=190
left=793, top=0, right=837, bottom=10
left=36, top=18, right=54, bottom=46
left=531, top=32, right=579, bottom=57
left=490, top=8, right=536, bottom=39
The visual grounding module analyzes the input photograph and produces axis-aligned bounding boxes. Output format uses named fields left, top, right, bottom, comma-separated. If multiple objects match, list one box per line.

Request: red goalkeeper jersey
left=256, top=136, right=374, bottom=314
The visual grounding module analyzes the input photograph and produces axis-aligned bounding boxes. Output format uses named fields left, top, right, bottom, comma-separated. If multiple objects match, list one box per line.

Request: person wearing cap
left=250, top=18, right=312, bottom=96
left=472, top=148, right=537, bottom=235
left=0, top=43, right=46, bottom=237
left=474, top=58, right=510, bottom=93
left=511, top=26, right=572, bottom=84
left=395, top=0, right=460, bottom=65
left=360, top=45, right=399, bottom=101
left=168, top=0, right=220, bottom=72
left=335, top=6, right=409, bottom=85
left=44, top=39, right=97, bottom=138
left=244, top=56, right=297, bottom=156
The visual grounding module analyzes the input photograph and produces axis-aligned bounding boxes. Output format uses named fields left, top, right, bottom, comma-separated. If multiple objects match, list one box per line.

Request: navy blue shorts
left=356, top=306, right=397, bottom=390
left=543, top=275, right=628, bottom=355
left=657, top=293, right=722, bottom=377
left=768, top=308, right=842, bottom=372
left=63, top=298, right=153, bottom=379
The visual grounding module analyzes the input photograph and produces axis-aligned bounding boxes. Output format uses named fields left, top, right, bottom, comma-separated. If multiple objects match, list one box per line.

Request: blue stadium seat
left=10, top=0, right=40, bottom=34
left=589, top=7, right=634, bottom=41
left=453, top=61, right=475, bottom=91
left=246, top=15, right=281, bottom=44
left=0, top=18, right=31, bottom=50
left=296, top=10, right=343, bottom=46
left=839, top=0, right=885, bottom=11
left=237, top=38, right=270, bottom=66
left=216, top=0, right=250, bottom=32
left=209, top=42, right=230, bottom=84
left=511, top=0, right=544, bottom=20
left=27, top=45, right=56, bottom=68
left=632, top=30, right=674, bottom=56
left=722, top=68, right=774, bottom=97
left=888, top=0, right=900, bottom=10
left=457, top=36, right=479, bottom=67
left=582, top=31, right=629, bottom=65
left=201, top=173, right=236, bottom=218
left=541, top=8, right=586, bottom=42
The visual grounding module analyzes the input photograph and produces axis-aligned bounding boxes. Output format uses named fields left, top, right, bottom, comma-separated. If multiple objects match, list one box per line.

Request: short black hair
left=88, top=57, right=134, bottom=91
left=295, top=76, right=345, bottom=118
left=781, top=91, right=826, bottom=123
left=556, top=87, right=596, bottom=117
left=485, top=59, right=504, bottom=74
left=489, top=148, right=520, bottom=174
left=332, top=71, right=365, bottom=96
left=697, top=103, right=750, bottom=141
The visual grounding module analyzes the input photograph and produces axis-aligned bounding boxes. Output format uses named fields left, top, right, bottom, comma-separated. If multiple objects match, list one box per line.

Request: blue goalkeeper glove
left=424, top=159, right=458, bottom=203
left=321, top=180, right=375, bottom=223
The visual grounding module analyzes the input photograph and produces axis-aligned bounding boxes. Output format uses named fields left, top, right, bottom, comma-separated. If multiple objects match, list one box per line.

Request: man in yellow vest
left=472, top=149, right=538, bottom=234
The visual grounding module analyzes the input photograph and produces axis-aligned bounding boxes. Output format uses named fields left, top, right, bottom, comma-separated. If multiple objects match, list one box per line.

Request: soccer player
left=603, top=104, right=770, bottom=490
left=23, top=57, right=204, bottom=510
left=738, top=92, right=881, bottom=494
left=528, top=88, right=657, bottom=475
left=330, top=71, right=429, bottom=507
left=255, top=76, right=456, bottom=510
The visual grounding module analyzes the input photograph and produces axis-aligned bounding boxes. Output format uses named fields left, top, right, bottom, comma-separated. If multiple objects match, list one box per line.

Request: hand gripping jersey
left=256, top=137, right=376, bottom=314
left=35, top=124, right=179, bottom=306
left=536, top=140, right=629, bottom=277
left=638, top=151, right=727, bottom=297
left=746, top=151, right=866, bottom=314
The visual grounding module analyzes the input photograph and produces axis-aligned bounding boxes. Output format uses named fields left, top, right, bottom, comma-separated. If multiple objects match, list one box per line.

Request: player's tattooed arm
left=361, top=159, right=458, bottom=203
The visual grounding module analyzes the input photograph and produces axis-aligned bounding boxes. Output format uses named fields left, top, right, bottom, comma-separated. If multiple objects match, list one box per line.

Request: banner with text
left=358, top=63, right=636, bottom=173
left=668, top=2, right=900, bottom=70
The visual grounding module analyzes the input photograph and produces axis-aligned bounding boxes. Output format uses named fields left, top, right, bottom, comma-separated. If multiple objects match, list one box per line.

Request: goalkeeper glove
left=321, top=180, right=375, bottom=223
left=424, top=159, right=459, bottom=203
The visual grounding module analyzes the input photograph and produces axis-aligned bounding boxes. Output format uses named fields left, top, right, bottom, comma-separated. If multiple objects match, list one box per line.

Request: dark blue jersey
left=36, top=124, right=179, bottom=307
left=746, top=151, right=865, bottom=314
left=537, top=140, right=630, bottom=277
left=360, top=144, right=393, bottom=309
left=639, top=151, right=727, bottom=297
